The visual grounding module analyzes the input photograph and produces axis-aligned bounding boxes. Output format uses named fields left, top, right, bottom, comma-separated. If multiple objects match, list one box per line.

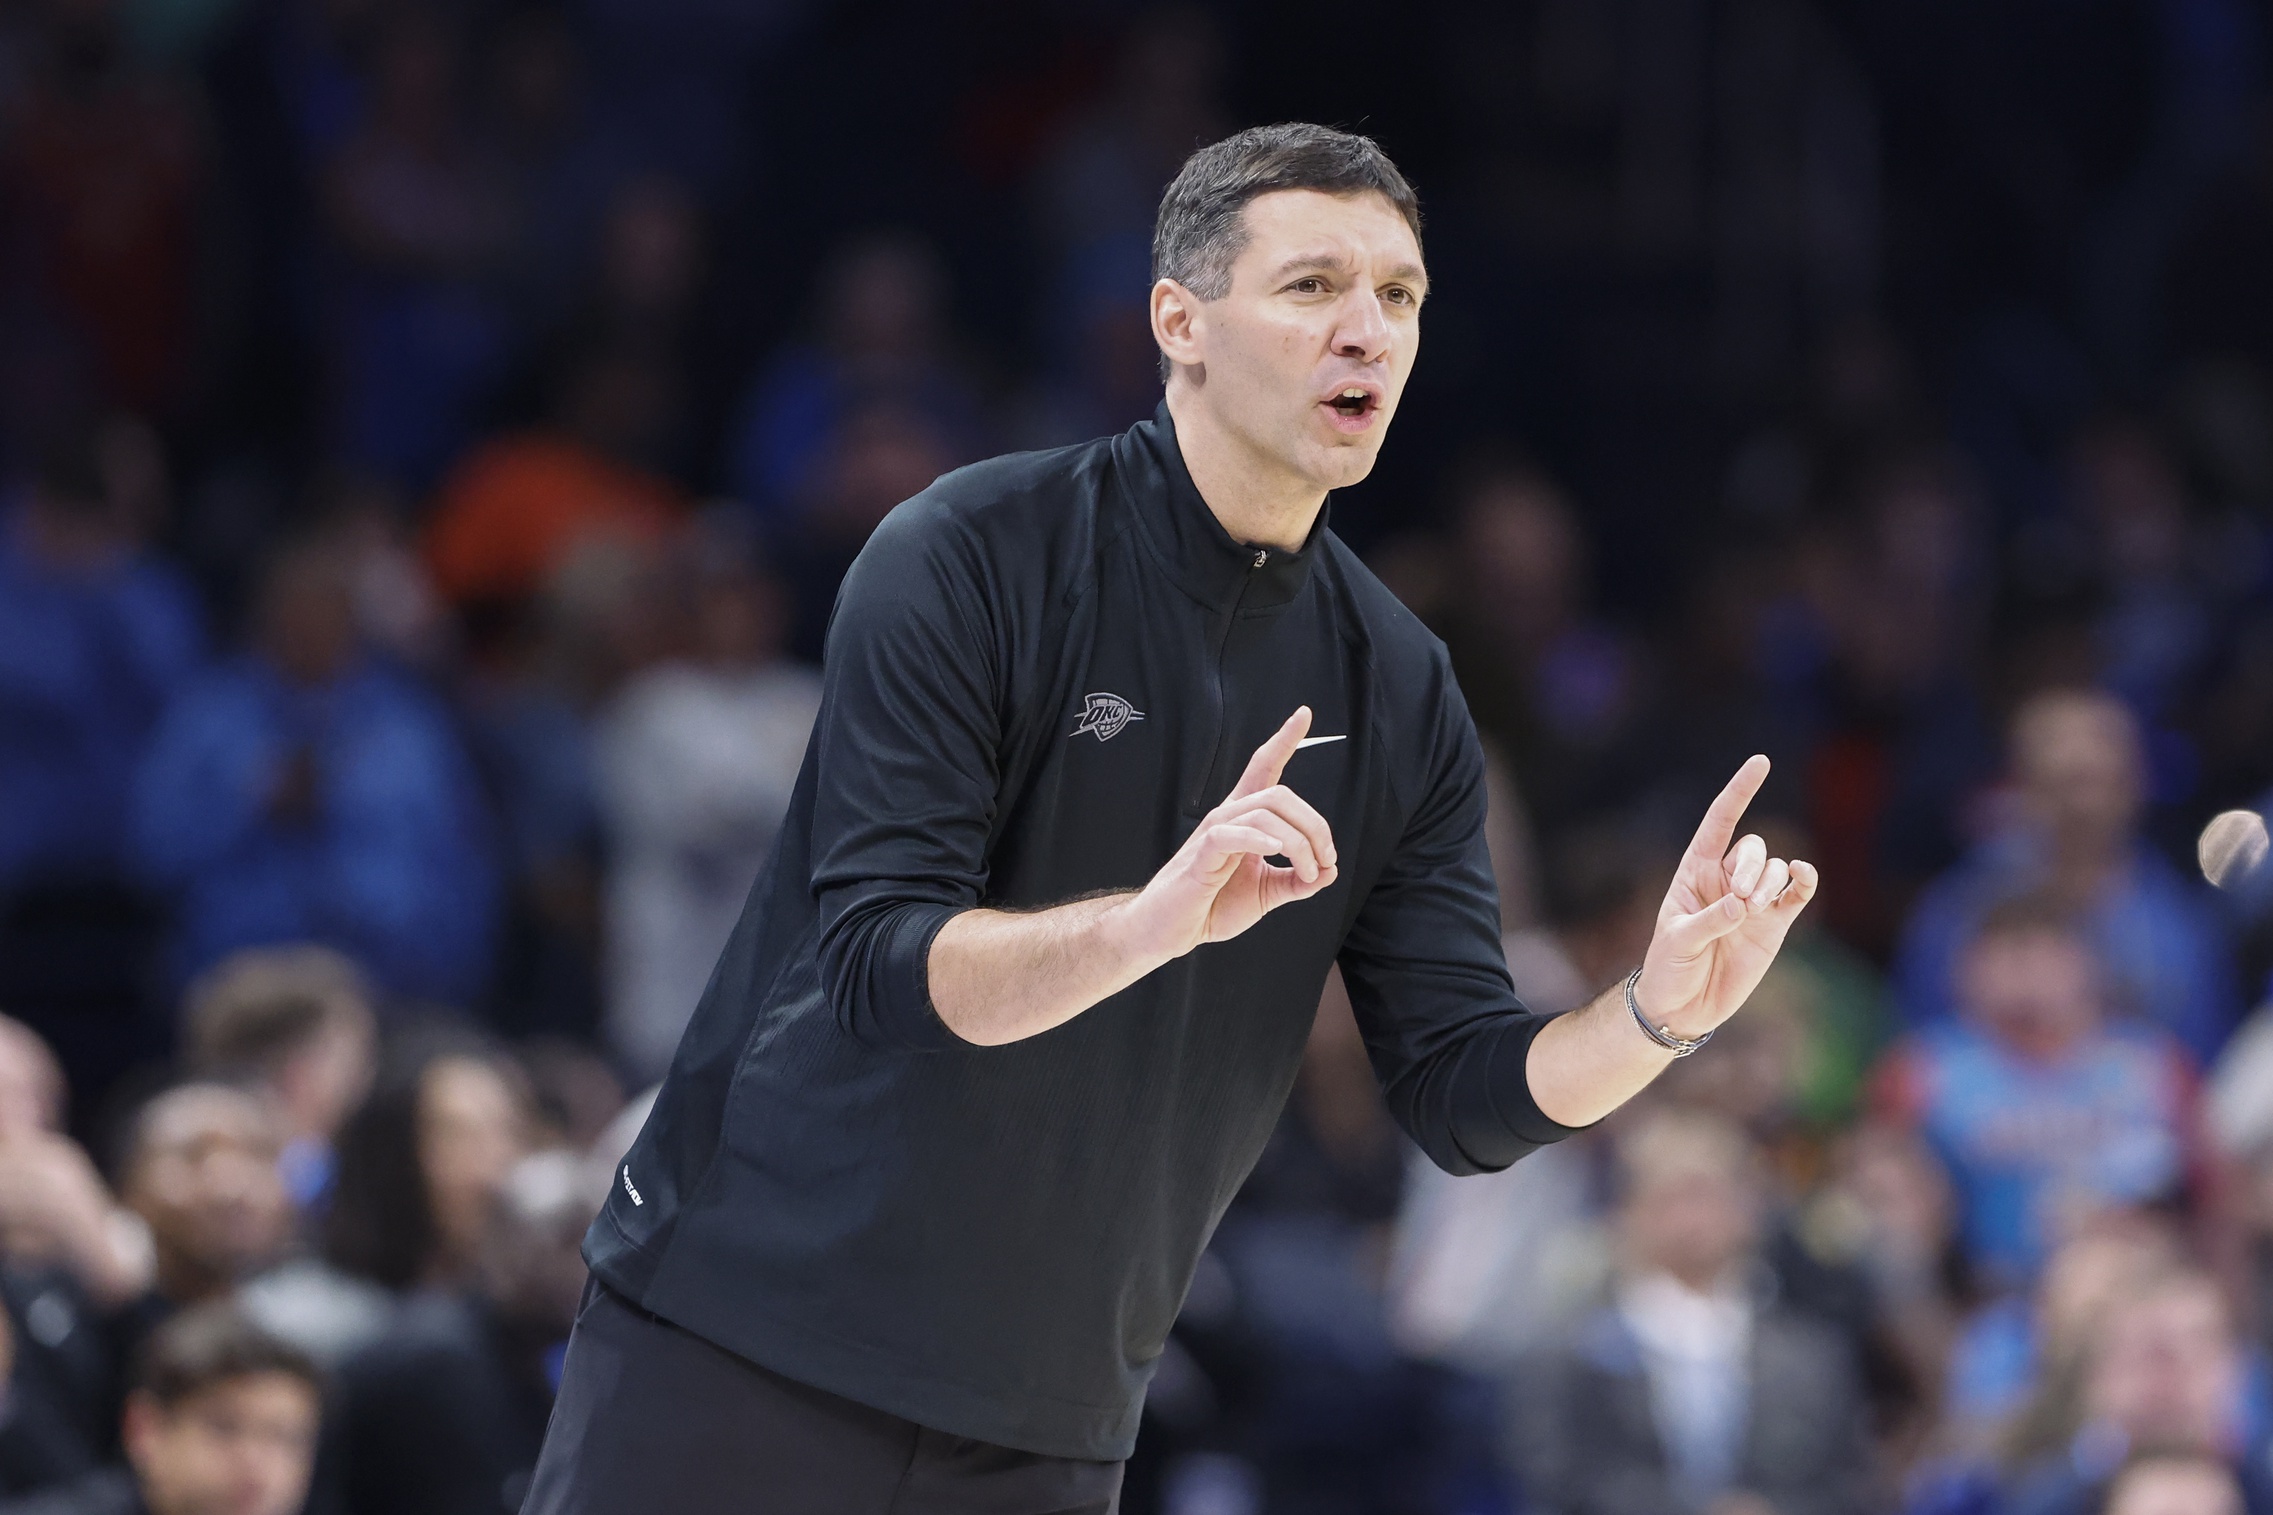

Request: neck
left=1166, top=386, right=1327, bottom=553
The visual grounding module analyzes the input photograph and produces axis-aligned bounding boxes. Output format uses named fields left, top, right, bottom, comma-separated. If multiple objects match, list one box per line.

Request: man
left=0, top=1303, right=322, bottom=1515
left=1894, top=688, right=2236, bottom=1061
left=131, top=532, right=498, bottom=1006
left=1873, top=896, right=2195, bottom=1289
left=528, top=123, right=1820, bottom=1513
left=1506, top=1110, right=1875, bottom=1515
left=181, top=948, right=379, bottom=1215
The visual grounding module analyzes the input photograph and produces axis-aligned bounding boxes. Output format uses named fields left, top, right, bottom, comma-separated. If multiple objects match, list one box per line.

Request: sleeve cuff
left=1449, top=1012, right=1595, bottom=1170
left=845, top=900, right=969, bottom=1051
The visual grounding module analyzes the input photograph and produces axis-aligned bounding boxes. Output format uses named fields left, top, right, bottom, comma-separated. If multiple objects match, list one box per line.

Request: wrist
left=1628, top=968, right=1716, bottom=1050
left=1099, top=891, right=1180, bottom=978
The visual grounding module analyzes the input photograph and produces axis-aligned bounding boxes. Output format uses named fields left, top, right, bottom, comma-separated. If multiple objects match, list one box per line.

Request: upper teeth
left=1341, top=390, right=1366, bottom=399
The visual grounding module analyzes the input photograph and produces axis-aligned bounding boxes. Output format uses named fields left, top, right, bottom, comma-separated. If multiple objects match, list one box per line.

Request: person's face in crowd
left=808, top=404, right=958, bottom=542
left=2084, top=1279, right=2241, bottom=1451
left=0, top=1018, right=63, bottom=1140
left=1958, top=926, right=2102, bottom=1061
left=124, top=1374, right=320, bottom=1515
left=123, top=1088, right=290, bottom=1301
left=2077, top=426, right=2190, bottom=585
left=1621, top=1149, right=1761, bottom=1291
left=2013, top=694, right=2145, bottom=855
left=691, top=568, right=786, bottom=670
left=1456, top=475, right=1582, bottom=648
left=1835, top=1124, right=1954, bottom=1269
left=418, top=1058, right=530, bottom=1278
left=1153, top=187, right=1426, bottom=500
left=603, top=180, right=702, bottom=320
left=273, top=1006, right=377, bottom=1146
left=2104, top=1459, right=2245, bottom=1515
left=259, top=550, right=359, bottom=687
left=2037, top=1222, right=2181, bottom=1358
left=825, top=240, right=944, bottom=367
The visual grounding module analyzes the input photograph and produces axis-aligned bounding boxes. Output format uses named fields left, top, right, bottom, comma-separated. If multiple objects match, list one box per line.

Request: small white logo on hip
left=621, top=1165, right=643, bottom=1206
left=1071, top=692, right=1145, bottom=742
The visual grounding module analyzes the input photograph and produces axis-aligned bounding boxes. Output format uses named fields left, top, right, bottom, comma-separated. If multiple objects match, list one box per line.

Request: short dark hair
left=133, top=1302, right=321, bottom=1408
left=184, top=945, right=374, bottom=1076
left=1152, top=123, right=1423, bottom=304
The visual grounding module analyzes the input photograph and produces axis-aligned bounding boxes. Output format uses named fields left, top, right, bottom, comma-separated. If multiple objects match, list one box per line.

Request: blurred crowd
left=8, top=0, right=2273, bottom=1513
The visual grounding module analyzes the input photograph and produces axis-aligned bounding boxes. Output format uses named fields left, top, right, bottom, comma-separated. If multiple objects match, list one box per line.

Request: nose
left=1331, top=289, right=1393, bottom=365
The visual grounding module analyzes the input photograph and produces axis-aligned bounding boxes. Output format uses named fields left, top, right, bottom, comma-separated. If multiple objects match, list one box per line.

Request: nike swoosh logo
left=1294, top=735, right=1347, bottom=749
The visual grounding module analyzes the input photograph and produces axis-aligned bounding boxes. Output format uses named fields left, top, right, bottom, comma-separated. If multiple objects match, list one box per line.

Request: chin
left=1309, top=439, right=1384, bottom=492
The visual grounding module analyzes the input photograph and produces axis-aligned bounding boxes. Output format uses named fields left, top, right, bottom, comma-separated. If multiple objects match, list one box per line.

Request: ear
left=1149, top=277, right=1206, bottom=376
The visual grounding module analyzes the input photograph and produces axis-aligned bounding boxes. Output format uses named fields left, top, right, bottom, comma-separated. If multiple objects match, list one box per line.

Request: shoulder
left=837, top=437, right=1121, bottom=629
left=868, top=437, right=1118, bottom=560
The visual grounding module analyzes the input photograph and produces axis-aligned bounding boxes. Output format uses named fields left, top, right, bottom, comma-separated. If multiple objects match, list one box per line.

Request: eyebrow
left=1265, top=252, right=1430, bottom=290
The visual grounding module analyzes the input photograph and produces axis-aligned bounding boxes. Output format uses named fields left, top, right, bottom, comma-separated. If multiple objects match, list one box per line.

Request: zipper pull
left=1251, top=548, right=1268, bottom=569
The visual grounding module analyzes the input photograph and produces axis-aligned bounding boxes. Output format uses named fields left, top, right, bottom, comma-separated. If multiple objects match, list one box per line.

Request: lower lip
left=1320, top=400, right=1380, bottom=435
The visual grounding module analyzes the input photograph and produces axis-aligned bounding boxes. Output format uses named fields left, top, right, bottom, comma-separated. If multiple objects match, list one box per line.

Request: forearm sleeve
left=808, top=507, right=1003, bottom=1051
left=1338, top=670, right=1589, bottom=1173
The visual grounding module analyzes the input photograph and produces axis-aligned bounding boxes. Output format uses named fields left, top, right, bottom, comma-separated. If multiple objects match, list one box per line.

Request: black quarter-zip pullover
left=583, top=405, right=1581, bottom=1461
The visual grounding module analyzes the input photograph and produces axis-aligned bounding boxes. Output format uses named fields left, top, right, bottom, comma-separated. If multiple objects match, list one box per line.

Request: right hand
left=1119, top=707, right=1339, bottom=960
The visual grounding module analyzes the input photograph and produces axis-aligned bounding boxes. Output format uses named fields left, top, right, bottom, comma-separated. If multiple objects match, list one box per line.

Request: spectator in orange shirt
left=423, top=346, right=685, bottom=632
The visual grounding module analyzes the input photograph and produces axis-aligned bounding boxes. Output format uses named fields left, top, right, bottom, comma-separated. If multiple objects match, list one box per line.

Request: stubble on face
left=1181, top=188, right=1427, bottom=502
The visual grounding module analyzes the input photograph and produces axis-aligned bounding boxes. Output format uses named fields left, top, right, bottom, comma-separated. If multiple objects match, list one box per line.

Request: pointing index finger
left=1687, top=755, right=1770, bottom=867
left=1229, top=707, right=1312, bottom=801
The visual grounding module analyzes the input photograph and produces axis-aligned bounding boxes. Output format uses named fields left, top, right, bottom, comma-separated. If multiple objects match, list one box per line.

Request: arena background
left=5, top=1, right=2273, bottom=1513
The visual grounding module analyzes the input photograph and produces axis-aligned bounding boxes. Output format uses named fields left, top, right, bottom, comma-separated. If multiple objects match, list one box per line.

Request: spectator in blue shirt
left=0, top=426, right=203, bottom=893
left=1895, top=688, right=2238, bottom=1062
left=132, top=532, right=499, bottom=1006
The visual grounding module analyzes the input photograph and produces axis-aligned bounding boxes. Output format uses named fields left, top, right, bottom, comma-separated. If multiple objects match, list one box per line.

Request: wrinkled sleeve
left=808, top=505, right=1002, bottom=1051
left=1338, top=657, right=1589, bottom=1174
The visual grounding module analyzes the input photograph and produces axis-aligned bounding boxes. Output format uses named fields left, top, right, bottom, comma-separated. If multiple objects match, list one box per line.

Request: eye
left=1383, top=284, right=1418, bottom=307
left=1288, top=276, right=1328, bottom=295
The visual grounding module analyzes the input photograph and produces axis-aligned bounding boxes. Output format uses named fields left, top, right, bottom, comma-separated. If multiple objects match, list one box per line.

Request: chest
left=983, top=557, right=1392, bottom=911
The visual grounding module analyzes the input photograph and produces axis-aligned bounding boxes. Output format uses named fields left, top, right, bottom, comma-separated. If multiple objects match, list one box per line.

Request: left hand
left=1635, top=755, right=1819, bottom=1041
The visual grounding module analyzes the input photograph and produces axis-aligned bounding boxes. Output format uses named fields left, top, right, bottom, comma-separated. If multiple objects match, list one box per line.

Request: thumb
left=1656, top=892, right=1747, bottom=959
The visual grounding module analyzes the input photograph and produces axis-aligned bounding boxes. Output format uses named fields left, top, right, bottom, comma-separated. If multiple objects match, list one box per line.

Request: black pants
left=521, top=1281, right=1124, bottom=1514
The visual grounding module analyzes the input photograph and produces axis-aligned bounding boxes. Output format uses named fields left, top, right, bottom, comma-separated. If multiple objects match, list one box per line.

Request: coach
left=524, top=123, right=1819, bottom=1515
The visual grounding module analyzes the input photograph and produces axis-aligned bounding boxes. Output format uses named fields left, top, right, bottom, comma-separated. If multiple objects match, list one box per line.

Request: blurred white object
left=2198, top=809, right=2269, bottom=890
left=595, top=663, right=819, bottom=1082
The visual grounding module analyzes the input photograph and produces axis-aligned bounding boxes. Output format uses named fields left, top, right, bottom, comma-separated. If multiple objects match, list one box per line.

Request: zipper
left=1187, top=550, right=1269, bottom=812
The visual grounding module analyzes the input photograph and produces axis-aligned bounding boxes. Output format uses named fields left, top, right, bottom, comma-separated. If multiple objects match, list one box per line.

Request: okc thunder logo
left=1071, top=692, right=1144, bottom=741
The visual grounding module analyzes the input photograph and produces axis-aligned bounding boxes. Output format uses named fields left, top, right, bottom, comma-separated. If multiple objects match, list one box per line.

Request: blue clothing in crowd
left=1894, top=834, right=2240, bottom=1061
left=131, top=655, right=500, bottom=1006
left=0, top=511, right=204, bottom=889
left=1876, top=1018, right=2194, bottom=1288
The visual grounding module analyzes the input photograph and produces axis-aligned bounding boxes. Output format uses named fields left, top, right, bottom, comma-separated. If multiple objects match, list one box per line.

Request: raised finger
left=1686, top=755, right=1770, bottom=869
left=1228, top=707, right=1312, bottom=801
left=1724, top=834, right=1767, bottom=896
left=1219, top=807, right=1320, bottom=881
left=1769, top=858, right=1819, bottom=915
left=1234, top=784, right=1337, bottom=869
left=1748, top=857, right=1791, bottom=912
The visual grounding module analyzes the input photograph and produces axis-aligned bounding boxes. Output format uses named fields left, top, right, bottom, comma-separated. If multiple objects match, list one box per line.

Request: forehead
left=1229, top=188, right=1425, bottom=280
left=143, top=1089, right=273, bottom=1154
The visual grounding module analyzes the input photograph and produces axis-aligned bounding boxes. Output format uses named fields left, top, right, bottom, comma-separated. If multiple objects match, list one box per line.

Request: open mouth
left=1328, top=388, right=1378, bottom=419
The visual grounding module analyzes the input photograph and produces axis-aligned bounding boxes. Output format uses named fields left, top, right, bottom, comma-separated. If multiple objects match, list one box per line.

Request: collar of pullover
left=1122, top=402, right=1325, bottom=614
